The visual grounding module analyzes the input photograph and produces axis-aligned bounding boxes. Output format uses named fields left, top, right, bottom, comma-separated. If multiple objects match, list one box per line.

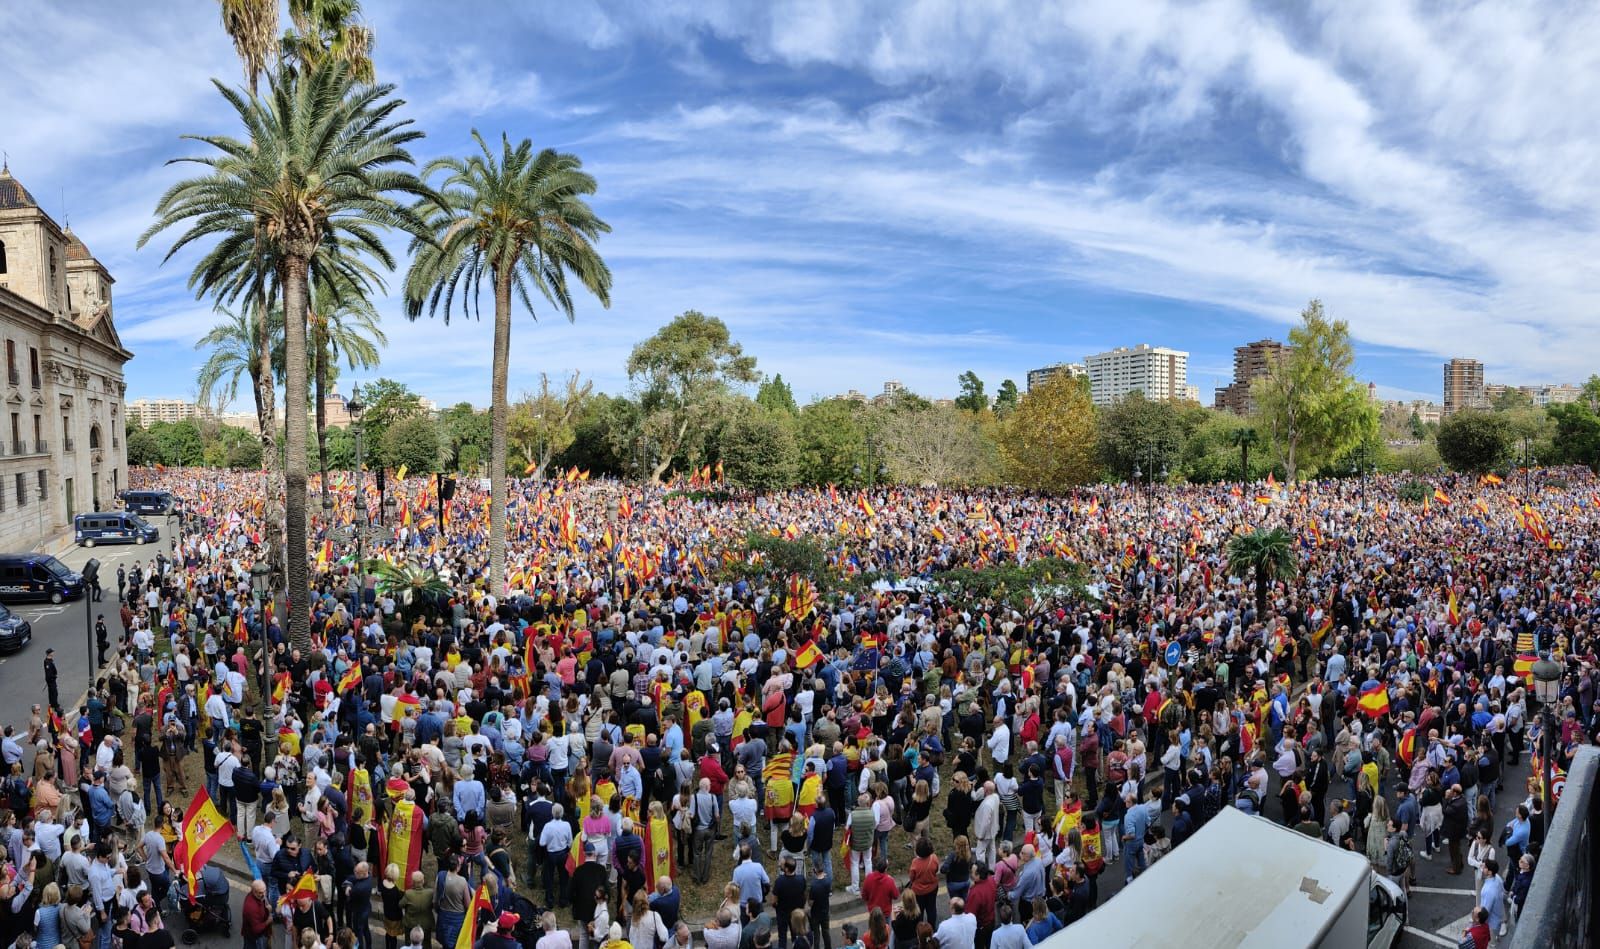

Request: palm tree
left=363, top=558, right=449, bottom=623
left=218, top=0, right=280, bottom=94
left=194, top=302, right=285, bottom=450
left=1230, top=427, right=1260, bottom=482
left=1226, top=526, right=1297, bottom=616
left=309, top=274, right=385, bottom=504
left=404, top=131, right=612, bottom=592
left=142, top=63, right=429, bottom=650
left=282, top=0, right=374, bottom=82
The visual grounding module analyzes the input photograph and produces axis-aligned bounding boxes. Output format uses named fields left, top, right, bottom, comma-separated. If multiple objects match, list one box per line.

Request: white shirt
left=987, top=724, right=1011, bottom=764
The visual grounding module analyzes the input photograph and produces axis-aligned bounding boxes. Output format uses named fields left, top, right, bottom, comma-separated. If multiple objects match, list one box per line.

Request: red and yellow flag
left=1356, top=684, right=1390, bottom=719
left=794, top=638, right=824, bottom=669
left=857, top=495, right=876, bottom=518
left=285, top=868, right=318, bottom=903
left=457, top=880, right=494, bottom=949
left=173, top=788, right=236, bottom=897
left=383, top=798, right=426, bottom=881
left=337, top=664, right=363, bottom=694
left=644, top=810, right=674, bottom=891
left=1447, top=589, right=1461, bottom=626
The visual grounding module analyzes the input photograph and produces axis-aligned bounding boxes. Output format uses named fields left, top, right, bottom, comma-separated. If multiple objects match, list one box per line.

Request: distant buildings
left=128, top=387, right=379, bottom=434
left=1214, top=339, right=1290, bottom=415
left=126, top=398, right=201, bottom=427
left=1026, top=362, right=1086, bottom=392
left=1443, top=358, right=1486, bottom=415
left=1485, top=382, right=1582, bottom=407
left=1083, top=344, right=1188, bottom=407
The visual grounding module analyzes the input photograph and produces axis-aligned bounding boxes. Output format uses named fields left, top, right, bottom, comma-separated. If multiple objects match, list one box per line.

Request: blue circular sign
left=1164, top=641, right=1182, bottom=667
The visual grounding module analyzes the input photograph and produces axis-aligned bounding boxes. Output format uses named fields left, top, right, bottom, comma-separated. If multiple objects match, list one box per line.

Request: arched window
left=0, top=239, right=8, bottom=274
left=89, top=424, right=102, bottom=450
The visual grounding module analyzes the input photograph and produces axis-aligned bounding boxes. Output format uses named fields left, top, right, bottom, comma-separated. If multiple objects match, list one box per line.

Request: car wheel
left=50, top=592, right=63, bottom=604
left=83, top=538, right=96, bottom=548
left=135, top=535, right=145, bottom=545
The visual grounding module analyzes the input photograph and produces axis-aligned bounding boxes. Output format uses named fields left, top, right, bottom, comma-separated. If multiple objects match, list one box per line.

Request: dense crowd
left=1, top=463, right=1597, bottom=949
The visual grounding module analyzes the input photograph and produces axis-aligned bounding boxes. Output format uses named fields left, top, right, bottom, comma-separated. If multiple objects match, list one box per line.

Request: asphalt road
left=0, top=514, right=176, bottom=729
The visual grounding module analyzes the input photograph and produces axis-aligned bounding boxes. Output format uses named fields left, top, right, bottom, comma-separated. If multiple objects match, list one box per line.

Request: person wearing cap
left=473, top=910, right=523, bottom=949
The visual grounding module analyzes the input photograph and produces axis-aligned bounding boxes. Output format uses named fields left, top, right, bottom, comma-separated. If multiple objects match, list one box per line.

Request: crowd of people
left=0, top=462, right=1595, bottom=949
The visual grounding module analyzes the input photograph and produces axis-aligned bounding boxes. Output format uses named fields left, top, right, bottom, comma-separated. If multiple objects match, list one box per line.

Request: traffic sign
left=1164, top=641, right=1182, bottom=667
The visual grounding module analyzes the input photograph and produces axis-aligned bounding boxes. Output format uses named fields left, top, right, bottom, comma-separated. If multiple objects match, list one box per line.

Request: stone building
left=0, top=165, right=133, bottom=550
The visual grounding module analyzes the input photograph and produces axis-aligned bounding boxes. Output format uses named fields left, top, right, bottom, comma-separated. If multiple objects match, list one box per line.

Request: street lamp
left=1532, top=656, right=1563, bottom=823
left=250, top=560, right=274, bottom=715
left=1519, top=437, right=1537, bottom=497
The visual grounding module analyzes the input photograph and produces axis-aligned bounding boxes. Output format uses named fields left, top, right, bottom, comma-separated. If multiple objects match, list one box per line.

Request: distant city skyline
left=9, top=4, right=1600, bottom=411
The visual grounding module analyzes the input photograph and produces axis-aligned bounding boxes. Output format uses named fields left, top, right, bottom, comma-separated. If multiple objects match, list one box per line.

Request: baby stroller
left=178, top=864, right=232, bottom=943
left=504, top=894, right=547, bottom=949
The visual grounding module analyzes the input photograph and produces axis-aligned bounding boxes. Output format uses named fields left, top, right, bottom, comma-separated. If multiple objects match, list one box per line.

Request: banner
left=173, top=788, right=237, bottom=897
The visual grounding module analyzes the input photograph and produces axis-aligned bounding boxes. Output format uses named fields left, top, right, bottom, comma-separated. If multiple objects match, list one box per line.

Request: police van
left=119, top=489, right=178, bottom=516
left=0, top=553, right=86, bottom=604
left=74, top=511, right=160, bottom=547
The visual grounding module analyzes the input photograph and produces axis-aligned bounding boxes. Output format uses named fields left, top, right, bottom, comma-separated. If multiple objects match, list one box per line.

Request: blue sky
left=4, top=0, right=1597, bottom=409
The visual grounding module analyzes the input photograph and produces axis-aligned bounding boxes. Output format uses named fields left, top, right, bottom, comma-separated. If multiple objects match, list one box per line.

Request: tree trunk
left=282, top=252, right=313, bottom=652
left=1255, top=567, right=1268, bottom=617
left=253, top=286, right=282, bottom=587
left=314, top=330, right=330, bottom=509
left=1241, top=443, right=1250, bottom=481
left=488, top=269, right=512, bottom=593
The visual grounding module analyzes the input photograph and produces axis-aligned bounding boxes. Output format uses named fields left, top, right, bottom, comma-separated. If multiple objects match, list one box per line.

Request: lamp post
left=1131, top=443, right=1167, bottom=521
left=1519, top=437, right=1537, bottom=497
left=250, top=560, right=274, bottom=716
left=1532, top=655, right=1563, bottom=823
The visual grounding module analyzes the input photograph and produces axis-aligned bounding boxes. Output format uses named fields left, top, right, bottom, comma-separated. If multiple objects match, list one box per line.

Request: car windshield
left=44, top=558, right=74, bottom=579
left=129, top=514, right=151, bottom=530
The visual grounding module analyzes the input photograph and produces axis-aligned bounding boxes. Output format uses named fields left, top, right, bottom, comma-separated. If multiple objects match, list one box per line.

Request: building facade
left=1084, top=344, right=1188, bottom=406
left=0, top=166, right=132, bottom=550
left=1025, top=362, right=1086, bottom=392
left=1215, top=338, right=1290, bottom=414
left=1443, top=358, right=1486, bottom=415
left=127, top=398, right=201, bottom=427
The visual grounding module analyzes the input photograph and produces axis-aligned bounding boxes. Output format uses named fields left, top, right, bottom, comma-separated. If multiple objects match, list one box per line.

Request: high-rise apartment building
left=1443, top=358, right=1486, bottom=415
left=1025, top=362, right=1086, bottom=392
left=1214, top=339, right=1289, bottom=415
left=1083, top=344, right=1188, bottom=406
left=126, top=398, right=200, bottom=427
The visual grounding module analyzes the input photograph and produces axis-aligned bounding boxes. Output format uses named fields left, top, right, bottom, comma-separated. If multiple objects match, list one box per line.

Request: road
left=0, top=514, right=176, bottom=730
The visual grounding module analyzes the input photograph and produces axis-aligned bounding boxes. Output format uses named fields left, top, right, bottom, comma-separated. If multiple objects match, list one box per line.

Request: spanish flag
left=857, top=495, right=876, bottom=518
left=1514, top=654, right=1537, bottom=678
left=173, top=788, right=236, bottom=898
left=348, top=766, right=375, bottom=828
left=1433, top=488, right=1451, bottom=506
left=1397, top=727, right=1416, bottom=767
left=337, top=664, right=363, bottom=694
left=271, top=671, right=292, bottom=704
left=1447, top=589, right=1461, bottom=626
left=1356, top=684, right=1390, bottom=719
left=284, top=867, right=318, bottom=903
left=524, top=460, right=539, bottom=476
left=644, top=810, right=675, bottom=890
left=233, top=613, right=247, bottom=644
left=383, top=798, right=426, bottom=880
left=1481, top=473, right=1503, bottom=486
left=1312, top=613, right=1334, bottom=647
left=456, top=880, right=494, bottom=949
left=794, top=638, right=824, bottom=670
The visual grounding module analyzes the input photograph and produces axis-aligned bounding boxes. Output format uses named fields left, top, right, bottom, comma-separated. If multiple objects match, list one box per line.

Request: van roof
left=1040, top=808, right=1369, bottom=949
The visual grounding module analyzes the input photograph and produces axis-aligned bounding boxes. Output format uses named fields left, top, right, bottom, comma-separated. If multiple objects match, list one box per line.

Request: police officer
left=44, top=648, right=59, bottom=713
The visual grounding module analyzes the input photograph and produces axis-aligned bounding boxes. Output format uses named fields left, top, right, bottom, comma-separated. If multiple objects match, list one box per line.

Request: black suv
left=0, top=603, right=32, bottom=654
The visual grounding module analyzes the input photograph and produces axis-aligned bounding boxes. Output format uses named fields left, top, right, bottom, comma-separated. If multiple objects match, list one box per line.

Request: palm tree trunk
left=1241, top=442, right=1250, bottom=481
left=488, top=270, right=512, bottom=593
left=254, top=285, right=281, bottom=587
left=1255, top=567, right=1268, bottom=616
left=282, top=251, right=313, bottom=651
left=314, top=333, right=330, bottom=509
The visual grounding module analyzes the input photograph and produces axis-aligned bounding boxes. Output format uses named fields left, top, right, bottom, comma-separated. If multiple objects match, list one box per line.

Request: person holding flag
left=173, top=786, right=237, bottom=899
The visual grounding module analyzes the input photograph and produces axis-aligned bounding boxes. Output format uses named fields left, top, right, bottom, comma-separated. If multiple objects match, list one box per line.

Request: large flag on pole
left=173, top=788, right=237, bottom=897
left=456, top=880, right=495, bottom=949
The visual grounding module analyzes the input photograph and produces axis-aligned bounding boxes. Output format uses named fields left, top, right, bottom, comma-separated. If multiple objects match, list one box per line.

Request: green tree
left=280, top=0, right=374, bottom=82
left=1097, top=392, right=1184, bottom=480
left=954, top=371, right=988, bottom=413
left=360, top=378, right=425, bottom=456
left=795, top=398, right=868, bottom=486
left=999, top=372, right=1099, bottom=489
left=507, top=372, right=592, bottom=480
left=438, top=402, right=490, bottom=473
left=559, top=394, right=639, bottom=478
left=626, top=311, right=758, bottom=483
left=381, top=415, right=441, bottom=474
left=405, top=131, right=612, bottom=593
left=717, top=405, right=799, bottom=490
left=150, top=420, right=207, bottom=466
left=144, top=62, right=430, bottom=650
left=1230, top=427, right=1261, bottom=482
left=126, top=422, right=160, bottom=467
left=1226, top=526, right=1296, bottom=616
left=993, top=379, right=1020, bottom=417
left=1436, top=410, right=1513, bottom=473
left=755, top=374, right=799, bottom=416
left=218, top=0, right=280, bottom=94
left=1546, top=402, right=1600, bottom=469
left=1490, top=388, right=1534, bottom=412
left=310, top=274, right=385, bottom=504
left=1251, top=301, right=1376, bottom=479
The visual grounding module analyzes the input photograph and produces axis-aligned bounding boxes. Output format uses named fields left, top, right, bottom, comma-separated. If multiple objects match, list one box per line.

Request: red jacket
left=966, top=877, right=998, bottom=928
left=698, top=754, right=729, bottom=795
left=861, top=870, right=900, bottom=918
left=243, top=892, right=273, bottom=938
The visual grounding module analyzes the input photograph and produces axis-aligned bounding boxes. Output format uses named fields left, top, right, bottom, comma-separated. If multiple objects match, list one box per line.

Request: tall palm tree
left=142, top=63, right=429, bottom=650
left=404, top=131, right=612, bottom=592
left=1226, top=526, right=1297, bottom=616
left=218, top=0, right=280, bottom=94
left=282, top=0, right=374, bottom=82
left=194, top=301, right=285, bottom=446
left=309, top=273, right=385, bottom=503
left=1230, top=427, right=1260, bottom=482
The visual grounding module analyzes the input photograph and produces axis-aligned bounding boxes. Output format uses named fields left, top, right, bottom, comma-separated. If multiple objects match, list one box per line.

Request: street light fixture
left=1532, top=656, right=1563, bottom=823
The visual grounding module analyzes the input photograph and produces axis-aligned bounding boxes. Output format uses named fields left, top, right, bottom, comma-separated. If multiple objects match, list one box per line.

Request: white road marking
left=1403, top=926, right=1460, bottom=947
left=1436, top=912, right=1476, bottom=937
left=1409, top=885, right=1478, bottom=896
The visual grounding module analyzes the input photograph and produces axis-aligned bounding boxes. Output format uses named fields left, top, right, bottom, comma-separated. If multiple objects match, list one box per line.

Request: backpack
left=1388, top=835, right=1412, bottom=876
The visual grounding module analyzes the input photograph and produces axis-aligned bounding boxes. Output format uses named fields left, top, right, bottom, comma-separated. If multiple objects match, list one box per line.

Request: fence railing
left=1510, top=745, right=1599, bottom=948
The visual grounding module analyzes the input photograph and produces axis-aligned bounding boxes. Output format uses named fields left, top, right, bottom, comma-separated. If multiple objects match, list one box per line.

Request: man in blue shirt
left=86, top=771, right=116, bottom=844
left=732, top=843, right=770, bottom=905
left=1120, top=790, right=1158, bottom=885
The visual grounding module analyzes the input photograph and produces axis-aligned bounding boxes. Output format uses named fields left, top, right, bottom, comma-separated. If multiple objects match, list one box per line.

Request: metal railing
left=34, top=439, right=48, bottom=454
left=8, top=441, right=22, bottom=455
left=1510, top=745, right=1599, bottom=948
